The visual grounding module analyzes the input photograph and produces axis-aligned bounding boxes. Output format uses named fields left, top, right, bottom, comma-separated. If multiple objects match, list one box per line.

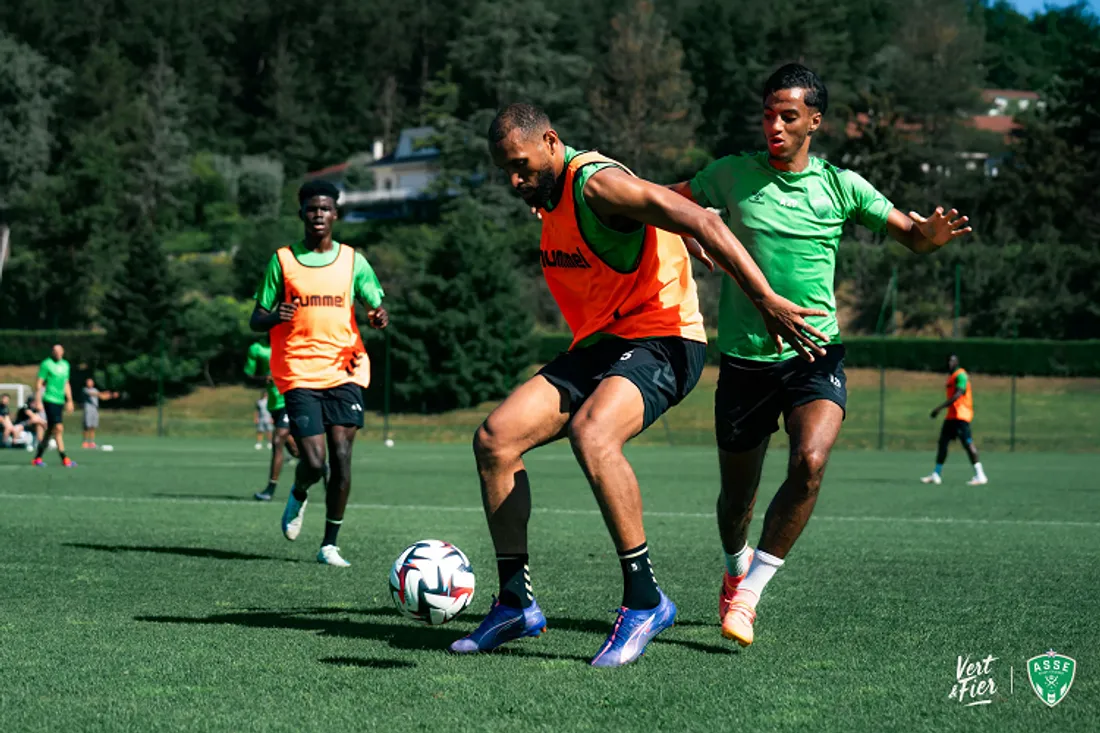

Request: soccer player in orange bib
left=249, top=180, right=388, bottom=567
left=922, top=354, right=988, bottom=485
left=448, top=103, right=828, bottom=667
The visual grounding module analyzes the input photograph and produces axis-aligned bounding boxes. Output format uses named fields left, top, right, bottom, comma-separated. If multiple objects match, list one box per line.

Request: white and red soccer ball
left=389, top=539, right=475, bottom=625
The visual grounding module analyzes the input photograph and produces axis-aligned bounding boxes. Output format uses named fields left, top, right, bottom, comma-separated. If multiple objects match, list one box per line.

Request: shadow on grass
left=321, top=656, right=416, bottom=670
left=136, top=605, right=732, bottom=659
left=151, top=493, right=254, bottom=502
left=64, top=542, right=303, bottom=563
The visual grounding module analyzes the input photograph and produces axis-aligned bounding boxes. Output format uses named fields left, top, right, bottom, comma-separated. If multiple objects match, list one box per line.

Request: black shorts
left=271, top=407, right=290, bottom=432
left=43, top=401, right=65, bottom=428
left=283, top=383, right=364, bottom=439
left=940, top=419, right=973, bottom=445
left=538, top=336, right=706, bottom=432
left=715, top=345, right=847, bottom=452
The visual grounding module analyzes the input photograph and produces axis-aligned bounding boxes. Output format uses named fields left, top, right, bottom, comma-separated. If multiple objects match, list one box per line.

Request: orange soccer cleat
left=718, top=547, right=754, bottom=621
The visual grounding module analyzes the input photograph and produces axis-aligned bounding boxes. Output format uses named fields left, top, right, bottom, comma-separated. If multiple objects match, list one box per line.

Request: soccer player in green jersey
left=244, top=336, right=300, bottom=501
left=32, top=344, right=75, bottom=467
left=670, top=64, right=972, bottom=647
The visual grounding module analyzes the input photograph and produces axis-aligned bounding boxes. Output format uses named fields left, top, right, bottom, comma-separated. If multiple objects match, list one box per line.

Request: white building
left=305, top=127, right=442, bottom=222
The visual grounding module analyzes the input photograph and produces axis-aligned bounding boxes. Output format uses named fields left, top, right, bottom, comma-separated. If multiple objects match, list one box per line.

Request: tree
left=386, top=199, right=532, bottom=412
left=0, top=33, right=69, bottom=323
left=587, top=1, right=700, bottom=180
left=129, top=49, right=191, bottom=231
left=100, top=235, right=196, bottom=403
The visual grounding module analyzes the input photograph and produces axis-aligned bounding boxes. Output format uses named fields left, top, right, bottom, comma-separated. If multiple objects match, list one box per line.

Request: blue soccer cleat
left=590, top=590, right=677, bottom=668
left=449, top=597, right=547, bottom=653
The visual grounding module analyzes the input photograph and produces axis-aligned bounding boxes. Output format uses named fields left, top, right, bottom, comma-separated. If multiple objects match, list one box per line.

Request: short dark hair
left=762, top=63, right=828, bottom=115
left=488, top=103, right=551, bottom=144
left=298, top=180, right=340, bottom=205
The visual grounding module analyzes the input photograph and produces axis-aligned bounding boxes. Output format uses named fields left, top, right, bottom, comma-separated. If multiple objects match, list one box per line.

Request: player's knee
left=300, top=449, right=326, bottom=476
left=568, top=416, right=617, bottom=461
left=791, top=447, right=829, bottom=492
left=331, top=441, right=353, bottom=471
left=473, top=421, right=517, bottom=469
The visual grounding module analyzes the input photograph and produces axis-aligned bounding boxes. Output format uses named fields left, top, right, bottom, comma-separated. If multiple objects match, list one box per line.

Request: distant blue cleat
left=449, top=597, right=547, bottom=653
left=590, top=590, right=677, bottom=668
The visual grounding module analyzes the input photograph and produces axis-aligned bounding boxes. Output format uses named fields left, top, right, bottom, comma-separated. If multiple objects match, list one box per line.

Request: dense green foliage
left=1, top=0, right=1097, bottom=406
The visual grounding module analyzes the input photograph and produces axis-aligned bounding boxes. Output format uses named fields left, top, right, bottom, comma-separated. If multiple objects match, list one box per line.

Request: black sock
left=619, top=543, right=660, bottom=610
left=292, top=484, right=308, bottom=501
left=263, top=480, right=277, bottom=495
left=322, top=518, right=341, bottom=547
left=59, top=451, right=67, bottom=461
left=35, top=440, right=47, bottom=459
left=497, top=554, right=532, bottom=608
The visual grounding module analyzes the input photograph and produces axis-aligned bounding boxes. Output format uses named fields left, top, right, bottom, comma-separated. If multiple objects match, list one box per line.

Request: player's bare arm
left=585, top=167, right=828, bottom=360
left=33, top=378, right=44, bottom=410
left=64, top=381, right=74, bottom=413
left=930, top=390, right=965, bottom=418
left=249, top=302, right=298, bottom=332
left=665, top=182, right=716, bottom=270
left=887, top=206, right=972, bottom=254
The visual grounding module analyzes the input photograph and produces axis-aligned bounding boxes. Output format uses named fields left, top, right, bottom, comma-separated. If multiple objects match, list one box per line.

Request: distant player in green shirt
left=32, top=344, right=76, bottom=467
left=244, top=336, right=300, bottom=501
left=670, top=64, right=972, bottom=647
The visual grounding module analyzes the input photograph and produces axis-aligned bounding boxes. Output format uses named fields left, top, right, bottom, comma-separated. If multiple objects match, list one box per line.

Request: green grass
left=9, top=366, right=1096, bottom=451
left=1, top=439, right=1097, bottom=732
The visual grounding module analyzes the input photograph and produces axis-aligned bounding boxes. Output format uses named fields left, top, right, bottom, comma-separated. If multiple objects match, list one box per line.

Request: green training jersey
left=37, top=357, right=71, bottom=405
left=255, top=241, right=385, bottom=312
left=691, top=152, right=893, bottom=362
left=243, top=342, right=283, bottom=410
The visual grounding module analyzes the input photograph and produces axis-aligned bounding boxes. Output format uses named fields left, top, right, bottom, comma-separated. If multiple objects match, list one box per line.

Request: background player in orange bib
left=922, top=354, right=988, bottom=486
left=249, top=180, right=388, bottom=567
left=449, top=103, right=828, bottom=667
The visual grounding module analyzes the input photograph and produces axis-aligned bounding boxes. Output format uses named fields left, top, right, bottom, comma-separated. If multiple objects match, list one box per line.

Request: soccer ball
left=389, top=540, right=475, bottom=625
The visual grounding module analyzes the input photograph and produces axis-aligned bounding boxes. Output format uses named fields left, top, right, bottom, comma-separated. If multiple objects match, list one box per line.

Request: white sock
left=736, top=550, right=785, bottom=605
left=724, top=544, right=752, bottom=577
left=974, top=462, right=986, bottom=479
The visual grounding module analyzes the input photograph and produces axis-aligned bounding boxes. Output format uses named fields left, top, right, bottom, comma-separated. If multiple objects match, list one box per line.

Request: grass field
left=3, top=365, right=1098, bottom=451
left=1, top=439, right=1097, bottom=732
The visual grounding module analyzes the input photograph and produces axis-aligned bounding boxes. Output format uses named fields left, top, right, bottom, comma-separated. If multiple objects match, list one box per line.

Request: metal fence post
left=156, top=328, right=165, bottom=438
left=383, top=330, right=392, bottom=443
left=1010, top=325, right=1018, bottom=452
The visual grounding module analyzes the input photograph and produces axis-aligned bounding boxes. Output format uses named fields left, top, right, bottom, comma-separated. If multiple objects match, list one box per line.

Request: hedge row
left=4, top=330, right=1099, bottom=377
left=536, top=333, right=1100, bottom=377
left=0, top=330, right=107, bottom=366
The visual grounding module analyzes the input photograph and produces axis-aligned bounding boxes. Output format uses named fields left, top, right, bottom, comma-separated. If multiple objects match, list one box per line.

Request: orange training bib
left=270, top=244, right=370, bottom=392
left=539, top=151, right=706, bottom=349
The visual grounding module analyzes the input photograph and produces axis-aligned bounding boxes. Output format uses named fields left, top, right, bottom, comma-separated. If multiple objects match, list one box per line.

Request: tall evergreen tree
left=588, top=1, right=700, bottom=179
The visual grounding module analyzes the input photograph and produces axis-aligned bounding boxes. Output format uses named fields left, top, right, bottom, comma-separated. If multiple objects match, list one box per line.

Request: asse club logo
left=1027, top=650, right=1076, bottom=708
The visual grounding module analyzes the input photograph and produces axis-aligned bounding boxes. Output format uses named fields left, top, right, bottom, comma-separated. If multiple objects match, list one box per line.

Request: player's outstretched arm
left=584, top=168, right=828, bottom=360
left=249, top=302, right=298, bottom=332
left=887, top=207, right=972, bottom=254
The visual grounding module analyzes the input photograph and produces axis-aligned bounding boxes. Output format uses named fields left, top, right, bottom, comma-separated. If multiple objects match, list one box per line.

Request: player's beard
left=519, top=165, right=558, bottom=210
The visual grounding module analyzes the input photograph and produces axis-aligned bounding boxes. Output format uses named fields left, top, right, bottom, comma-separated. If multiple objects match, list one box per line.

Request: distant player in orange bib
left=448, top=103, right=828, bottom=667
left=922, top=354, right=987, bottom=486
left=249, top=180, right=389, bottom=567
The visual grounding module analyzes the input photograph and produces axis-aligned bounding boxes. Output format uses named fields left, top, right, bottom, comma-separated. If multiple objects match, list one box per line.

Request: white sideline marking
left=0, top=492, right=1096, bottom=528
